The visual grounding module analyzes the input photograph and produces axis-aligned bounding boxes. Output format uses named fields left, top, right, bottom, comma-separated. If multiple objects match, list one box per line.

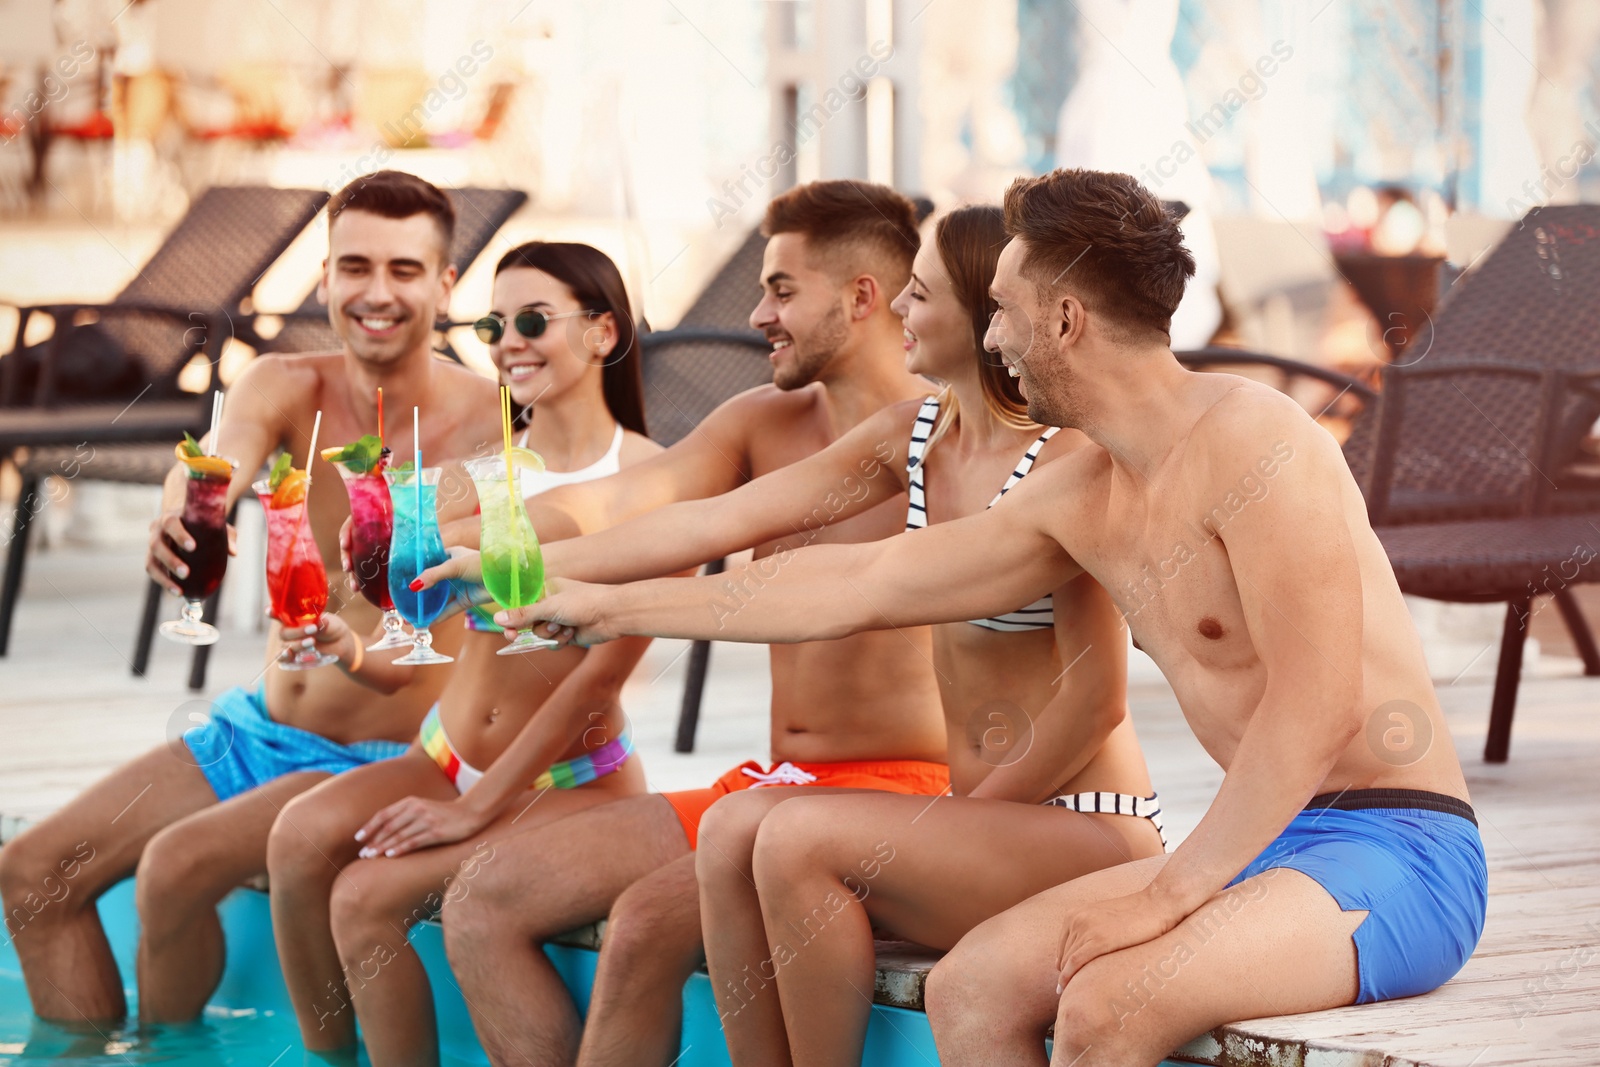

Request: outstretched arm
left=421, top=395, right=914, bottom=590
left=438, top=387, right=759, bottom=551
left=499, top=474, right=1083, bottom=645
left=540, top=401, right=912, bottom=584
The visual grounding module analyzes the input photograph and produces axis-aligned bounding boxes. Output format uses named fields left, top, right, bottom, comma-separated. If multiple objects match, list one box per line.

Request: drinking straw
left=306, top=411, right=322, bottom=485
left=413, top=406, right=422, bottom=582
left=207, top=390, right=223, bottom=457
left=376, top=386, right=384, bottom=451
left=501, top=386, right=520, bottom=605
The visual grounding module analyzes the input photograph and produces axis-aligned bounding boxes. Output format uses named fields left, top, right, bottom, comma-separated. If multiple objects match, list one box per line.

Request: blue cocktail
left=385, top=466, right=454, bottom=665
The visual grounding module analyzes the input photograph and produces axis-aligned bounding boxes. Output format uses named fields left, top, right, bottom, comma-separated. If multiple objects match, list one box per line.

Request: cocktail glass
left=385, top=466, right=455, bottom=665
left=159, top=460, right=236, bottom=646
left=255, top=478, right=339, bottom=670
left=465, top=456, right=560, bottom=654
left=330, top=461, right=411, bottom=651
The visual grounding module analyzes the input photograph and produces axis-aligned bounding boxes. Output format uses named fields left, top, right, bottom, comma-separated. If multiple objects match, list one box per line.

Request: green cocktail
left=465, top=454, right=559, bottom=654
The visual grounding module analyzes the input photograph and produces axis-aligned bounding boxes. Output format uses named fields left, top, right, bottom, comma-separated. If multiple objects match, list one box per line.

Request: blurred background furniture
left=0, top=184, right=328, bottom=678
left=1370, top=363, right=1600, bottom=761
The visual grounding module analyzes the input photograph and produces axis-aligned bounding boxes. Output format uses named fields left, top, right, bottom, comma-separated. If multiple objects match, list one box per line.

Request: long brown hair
left=493, top=241, right=647, bottom=436
left=924, top=205, right=1035, bottom=454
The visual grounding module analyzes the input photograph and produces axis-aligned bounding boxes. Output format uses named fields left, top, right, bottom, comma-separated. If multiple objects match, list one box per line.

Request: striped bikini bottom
left=418, top=705, right=634, bottom=795
left=1043, top=790, right=1168, bottom=850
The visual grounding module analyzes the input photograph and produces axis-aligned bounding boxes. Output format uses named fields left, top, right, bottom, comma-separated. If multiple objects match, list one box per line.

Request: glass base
left=394, top=646, right=455, bottom=665
left=159, top=618, right=220, bottom=646
left=160, top=599, right=220, bottom=646
left=393, top=626, right=453, bottom=665
left=277, top=649, right=339, bottom=671
left=367, top=611, right=413, bottom=652
left=497, top=629, right=562, bottom=655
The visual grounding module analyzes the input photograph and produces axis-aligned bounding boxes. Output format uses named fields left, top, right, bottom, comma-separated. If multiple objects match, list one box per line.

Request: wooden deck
left=1, top=526, right=1597, bottom=1066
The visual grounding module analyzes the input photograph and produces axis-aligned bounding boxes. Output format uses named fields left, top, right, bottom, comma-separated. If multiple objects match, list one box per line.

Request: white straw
left=307, top=410, right=322, bottom=480
left=207, top=391, right=223, bottom=457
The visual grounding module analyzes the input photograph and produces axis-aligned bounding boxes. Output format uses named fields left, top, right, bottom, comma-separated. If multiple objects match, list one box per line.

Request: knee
left=1053, top=960, right=1141, bottom=1053
left=265, top=793, right=347, bottom=892
left=602, top=881, right=694, bottom=976
left=748, top=801, right=825, bottom=890
left=135, top=824, right=210, bottom=910
left=693, top=794, right=767, bottom=889
left=328, top=866, right=426, bottom=953
left=925, top=939, right=1014, bottom=1026
left=438, top=848, right=519, bottom=937
left=0, top=827, right=89, bottom=922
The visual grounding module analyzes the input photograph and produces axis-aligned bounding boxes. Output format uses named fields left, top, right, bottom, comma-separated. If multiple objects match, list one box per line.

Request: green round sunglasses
left=473, top=306, right=591, bottom=345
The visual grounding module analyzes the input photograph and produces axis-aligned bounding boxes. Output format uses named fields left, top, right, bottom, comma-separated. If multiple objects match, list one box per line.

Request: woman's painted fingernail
left=354, top=829, right=366, bottom=842
left=409, top=578, right=424, bottom=591
left=359, top=847, right=374, bottom=859
left=384, top=849, right=396, bottom=857
left=1056, top=982, right=1063, bottom=995
left=176, top=565, right=189, bottom=578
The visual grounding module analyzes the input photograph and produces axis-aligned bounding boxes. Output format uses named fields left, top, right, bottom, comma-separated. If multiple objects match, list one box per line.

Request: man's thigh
left=467, top=793, right=692, bottom=936
left=6, top=744, right=219, bottom=897
left=1059, top=868, right=1363, bottom=1052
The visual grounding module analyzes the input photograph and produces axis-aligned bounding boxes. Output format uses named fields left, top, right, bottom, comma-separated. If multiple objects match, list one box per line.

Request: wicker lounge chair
left=1367, top=361, right=1600, bottom=761
left=0, top=185, right=329, bottom=673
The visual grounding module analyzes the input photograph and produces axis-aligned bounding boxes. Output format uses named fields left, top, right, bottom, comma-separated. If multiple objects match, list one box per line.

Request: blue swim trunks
left=183, top=684, right=410, bottom=802
left=1228, top=788, right=1487, bottom=1004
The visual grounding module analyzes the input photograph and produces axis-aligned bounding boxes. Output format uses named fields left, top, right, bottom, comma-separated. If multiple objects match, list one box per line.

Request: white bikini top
left=513, top=423, right=624, bottom=497
left=905, top=396, right=1058, bottom=632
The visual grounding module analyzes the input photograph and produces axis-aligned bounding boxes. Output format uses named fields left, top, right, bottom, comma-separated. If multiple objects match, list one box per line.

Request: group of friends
left=0, top=167, right=1488, bottom=1067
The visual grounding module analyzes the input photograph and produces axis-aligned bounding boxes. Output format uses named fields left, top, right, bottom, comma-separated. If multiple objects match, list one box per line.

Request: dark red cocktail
left=160, top=462, right=235, bottom=646
left=326, top=442, right=411, bottom=652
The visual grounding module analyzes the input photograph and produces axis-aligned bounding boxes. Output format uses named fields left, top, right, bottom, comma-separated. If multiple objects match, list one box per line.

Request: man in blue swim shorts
left=0, top=170, right=503, bottom=1028
left=559, top=169, right=1485, bottom=1066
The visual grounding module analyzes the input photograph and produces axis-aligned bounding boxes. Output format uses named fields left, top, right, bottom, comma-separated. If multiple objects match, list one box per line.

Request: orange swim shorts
left=662, top=758, right=951, bottom=850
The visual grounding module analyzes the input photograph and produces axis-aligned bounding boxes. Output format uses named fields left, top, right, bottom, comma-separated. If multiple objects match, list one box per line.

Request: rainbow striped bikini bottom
left=419, top=705, right=634, bottom=795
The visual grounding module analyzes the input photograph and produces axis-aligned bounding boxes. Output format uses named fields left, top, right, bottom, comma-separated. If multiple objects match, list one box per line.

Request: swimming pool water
left=3, top=877, right=1181, bottom=1066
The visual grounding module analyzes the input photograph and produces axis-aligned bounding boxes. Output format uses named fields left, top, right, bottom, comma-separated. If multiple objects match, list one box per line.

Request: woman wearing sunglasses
left=265, top=242, right=661, bottom=1066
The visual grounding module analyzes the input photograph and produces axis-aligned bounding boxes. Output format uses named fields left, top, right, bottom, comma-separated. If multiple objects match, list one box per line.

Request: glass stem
left=382, top=610, right=405, bottom=639
left=182, top=600, right=205, bottom=626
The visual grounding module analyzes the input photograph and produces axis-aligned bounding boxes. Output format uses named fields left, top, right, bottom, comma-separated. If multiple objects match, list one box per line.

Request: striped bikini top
left=905, top=395, right=1058, bottom=632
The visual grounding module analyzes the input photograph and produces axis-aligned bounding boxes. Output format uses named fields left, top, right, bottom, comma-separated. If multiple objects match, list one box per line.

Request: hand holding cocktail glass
left=158, top=392, right=236, bottom=646
left=257, top=412, right=338, bottom=671
left=460, top=386, right=560, bottom=653
left=322, top=432, right=411, bottom=652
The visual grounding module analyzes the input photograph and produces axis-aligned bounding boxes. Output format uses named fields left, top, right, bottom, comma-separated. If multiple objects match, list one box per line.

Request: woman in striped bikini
left=507, top=205, right=1168, bottom=1066
left=263, top=242, right=662, bottom=1066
